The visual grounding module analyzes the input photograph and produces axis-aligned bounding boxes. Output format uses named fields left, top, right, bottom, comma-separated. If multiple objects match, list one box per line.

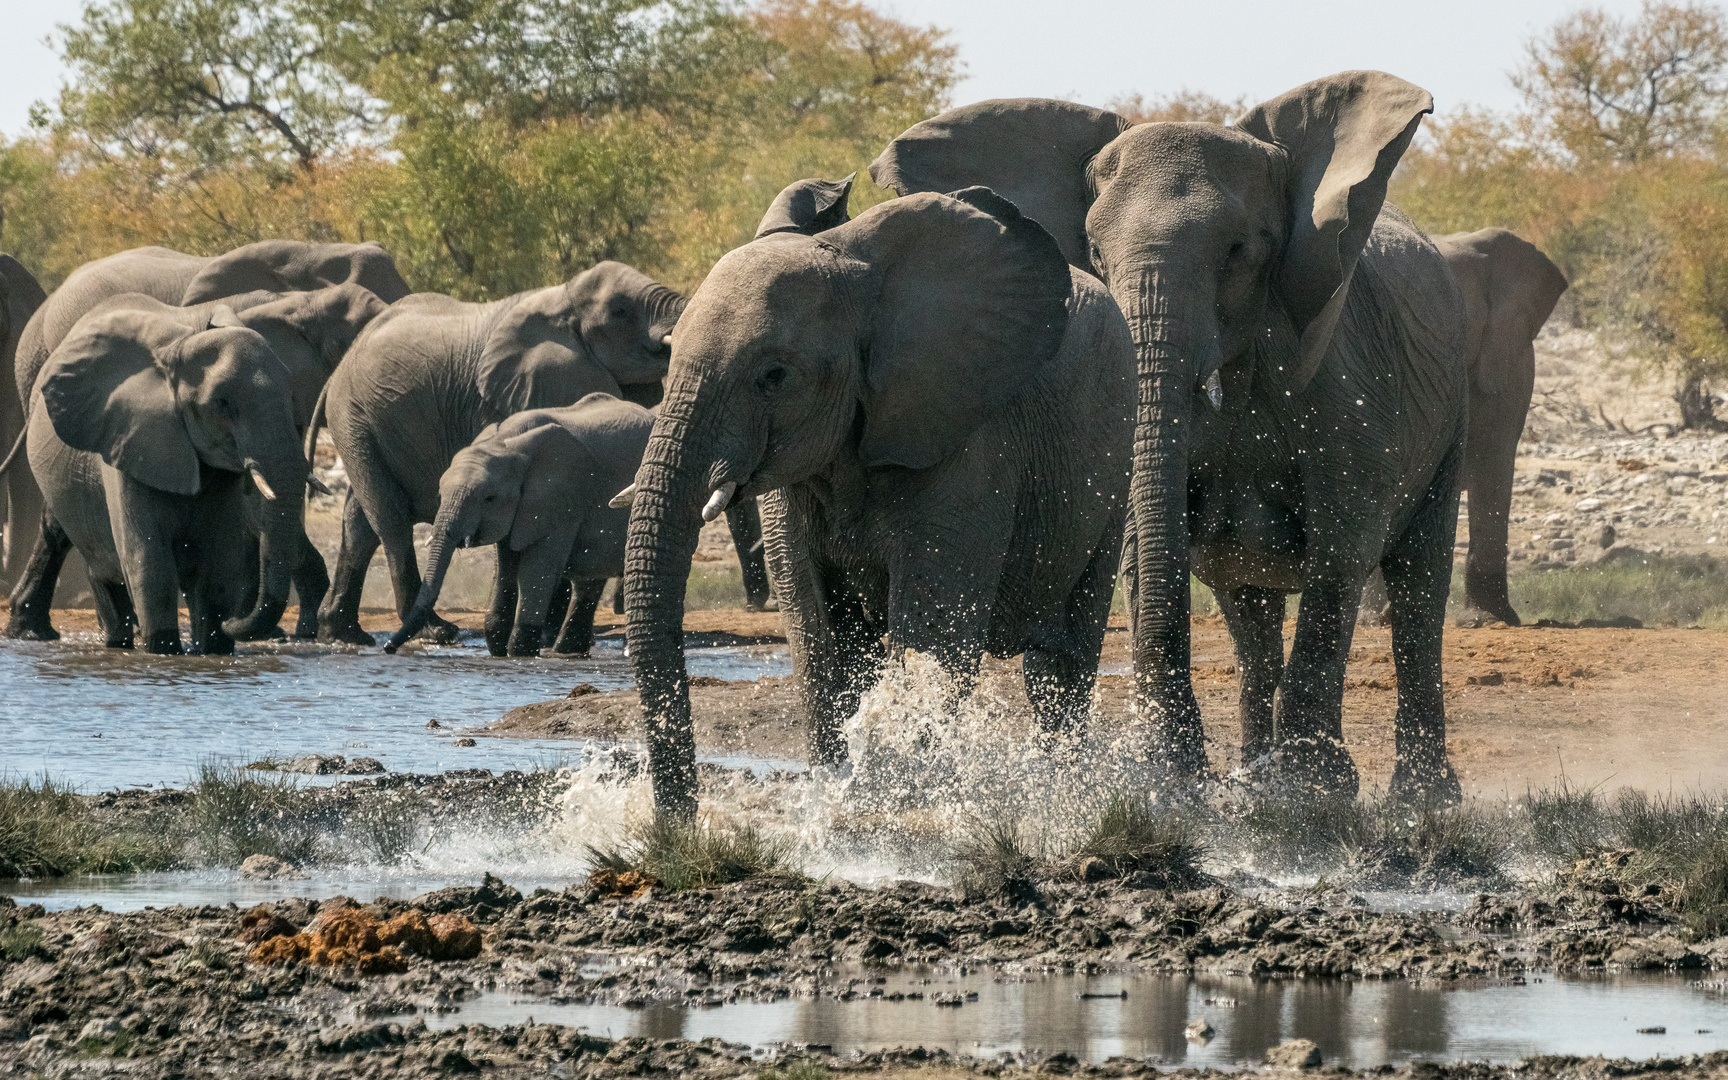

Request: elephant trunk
left=223, top=454, right=309, bottom=640
left=1115, top=268, right=1211, bottom=779
left=386, top=491, right=477, bottom=653
left=623, top=378, right=718, bottom=822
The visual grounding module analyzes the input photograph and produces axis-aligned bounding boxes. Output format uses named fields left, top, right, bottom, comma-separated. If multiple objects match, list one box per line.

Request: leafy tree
left=1106, top=89, right=1245, bottom=125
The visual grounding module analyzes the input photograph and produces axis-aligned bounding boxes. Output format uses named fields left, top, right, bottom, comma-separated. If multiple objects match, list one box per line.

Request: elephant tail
left=0, top=425, right=26, bottom=477
left=303, top=384, right=328, bottom=487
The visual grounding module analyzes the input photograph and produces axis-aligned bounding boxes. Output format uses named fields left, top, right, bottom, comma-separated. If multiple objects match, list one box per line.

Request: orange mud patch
left=245, top=904, right=481, bottom=973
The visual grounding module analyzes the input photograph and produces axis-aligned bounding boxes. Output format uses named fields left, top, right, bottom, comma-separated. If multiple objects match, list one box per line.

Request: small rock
left=340, top=757, right=385, bottom=774
left=425, top=719, right=443, bottom=729
left=77, top=1018, right=122, bottom=1041
left=1575, top=497, right=1604, bottom=511
left=1266, top=1038, right=1322, bottom=1070
left=1638, top=1026, right=1667, bottom=1034
left=1185, top=1018, right=1215, bottom=1043
left=1466, top=672, right=1505, bottom=687
left=240, top=854, right=304, bottom=880
left=1076, top=856, right=1110, bottom=882
left=282, top=754, right=346, bottom=775
left=1597, top=524, right=1617, bottom=549
left=567, top=683, right=599, bottom=697
left=453, top=738, right=477, bottom=747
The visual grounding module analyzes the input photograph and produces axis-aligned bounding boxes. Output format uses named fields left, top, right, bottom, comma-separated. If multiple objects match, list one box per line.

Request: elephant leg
left=725, top=497, right=772, bottom=611
left=291, top=533, right=329, bottom=639
left=1357, top=567, right=1391, bottom=626
left=508, top=536, right=577, bottom=657
left=118, top=524, right=184, bottom=657
left=235, top=532, right=262, bottom=623
left=1272, top=559, right=1369, bottom=802
left=93, top=579, right=135, bottom=650
left=486, top=543, right=520, bottom=658
left=1023, top=529, right=1120, bottom=739
left=5, top=513, right=71, bottom=640
left=1384, top=454, right=1466, bottom=805
left=554, top=579, right=607, bottom=657
left=1217, top=584, right=1285, bottom=770
left=1462, top=390, right=1524, bottom=625
left=185, top=513, right=245, bottom=657
left=546, top=577, right=574, bottom=642
left=318, top=493, right=381, bottom=646
left=610, top=577, right=625, bottom=615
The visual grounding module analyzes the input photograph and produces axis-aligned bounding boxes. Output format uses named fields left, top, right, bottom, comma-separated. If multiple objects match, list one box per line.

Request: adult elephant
left=1440, top=228, right=1569, bottom=625
left=4, top=240, right=411, bottom=637
left=0, top=255, right=46, bottom=581
left=27, top=304, right=313, bottom=654
left=623, top=178, right=1134, bottom=818
left=873, top=71, right=1470, bottom=802
left=315, top=261, right=685, bottom=646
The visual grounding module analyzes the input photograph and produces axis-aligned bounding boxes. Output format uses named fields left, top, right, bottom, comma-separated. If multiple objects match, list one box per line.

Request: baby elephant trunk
left=385, top=491, right=476, bottom=654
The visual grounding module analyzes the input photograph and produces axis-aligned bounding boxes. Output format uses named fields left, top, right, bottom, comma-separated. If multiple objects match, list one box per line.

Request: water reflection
left=430, top=969, right=1728, bottom=1067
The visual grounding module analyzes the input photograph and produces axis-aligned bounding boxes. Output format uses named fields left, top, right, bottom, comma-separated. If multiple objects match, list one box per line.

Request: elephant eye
left=758, top=365, right=789, bottom=394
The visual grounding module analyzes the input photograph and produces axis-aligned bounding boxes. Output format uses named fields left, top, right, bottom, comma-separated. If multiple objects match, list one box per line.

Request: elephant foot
left=144, top=629, right=184, bottom=655
left=318, top=621, right=377, bottom=647
left=508, top=625, right=544, bottom=658
left=1389, top=754, right=1463, bottom=807
left=5, top=616, right=59, bottom=641
left=1266, top=736, right=1359, bottom=803
left=226, top=621, right=288, bottom=642
left=484, top=617, right=511, bottom=657
left=1454, top=603, right=1520, bottom=628
left=1145, top=693, right=1211, bottom=791
left=105, top=632, right=135, bottom=650
left=551, top=636, right=592, bottom=657
left=292, top=611, right=320, bottom=640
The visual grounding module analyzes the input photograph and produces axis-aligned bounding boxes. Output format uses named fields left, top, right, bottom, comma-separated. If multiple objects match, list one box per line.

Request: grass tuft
left=187, top=763, right=321, bottom=866
left=0, top=776, right=179, bottom=879
left=587, top=818, right=801, bottom=892
left=951, top=816, right=1042, bottom=903
left=1227, top=795, right=1514, bottom=889
left=1063, top=795, right=1208, bottom=887
left=0, top=922, right=48, bottom=961
left=1505, top=552, right=1728, bottom=627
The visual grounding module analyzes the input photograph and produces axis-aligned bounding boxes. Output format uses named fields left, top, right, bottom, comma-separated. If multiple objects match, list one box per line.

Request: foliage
left=588, top=818, right=802, bottom=890
left=1107, top=89, right=1245, bottom=125
left=1225, top=795, right=1516, bottom=889
left=1062, top=794, right=1207, bottom=886
left=187, top=763, right=322, bottom=865
left=1505, top=551, right=1728, bottom=626
left=0, top=776, right=179, bottom=879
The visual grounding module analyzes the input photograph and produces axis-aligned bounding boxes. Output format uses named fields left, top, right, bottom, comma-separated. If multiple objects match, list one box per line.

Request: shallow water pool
left=428, top=969, right=1728, bottom=1068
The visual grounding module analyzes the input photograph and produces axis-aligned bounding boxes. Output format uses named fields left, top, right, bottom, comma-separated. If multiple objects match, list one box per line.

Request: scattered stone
left=590, top=867, right=658, bottom=897
left=1598, top=524, right=1618, bottom=549
left=238, top=854, right=304, bottom=880
left=1639, top=1026, right=1668, bottom=1034
left=425, top=719, right=443, bottom=729
left=1466, top=672, right=1506, bottom=686
left=238, top=905, right=299, bottom=944
left=567, top=683, right=599, bottom=697
left=1266, top=1038, right=1323, bottom=1069
left=339, top=757, right=385, bottom=774
left=282, top=754, right=346, bottom=774
left=77, top=1017, right=122, bottom=1041
left=452, top=737, right=477, bottom=747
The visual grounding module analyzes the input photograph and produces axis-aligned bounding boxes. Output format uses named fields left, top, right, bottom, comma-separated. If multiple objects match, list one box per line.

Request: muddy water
left=1, top=633, right=790, bottom=790
left=428, top=970, right=1728, bottom=1068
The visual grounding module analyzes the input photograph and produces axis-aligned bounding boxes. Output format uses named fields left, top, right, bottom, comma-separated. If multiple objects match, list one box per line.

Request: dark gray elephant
left=4, top=240, right=411, bottom=638
left=1440, top=228, right=1569, bottom=625
left=386, top=393, right=654, bottom=657
left=623, top=180, right=1134, bottom=818
left=315, top=261, right=684, bottom=646
left=27, top=304, right=314, bottom=654
left=0, top=254, right=46, bottom=581
left=874, top=71, right=1470, bottom=802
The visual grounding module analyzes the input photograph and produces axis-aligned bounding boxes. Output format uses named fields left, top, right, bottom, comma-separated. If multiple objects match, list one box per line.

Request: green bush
left=1505, top=553, right=1728, bottom=627
left=589, top=818, right=801, bottom=891
left=0, top=777, right=178, bottom=879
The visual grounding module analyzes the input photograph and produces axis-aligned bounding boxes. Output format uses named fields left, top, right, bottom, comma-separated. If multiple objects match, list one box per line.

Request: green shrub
left=0, top=777, right=179, bottom=879
left=589, top=819, right=801, bottom=891
left=187, top=764, right=321, bottom=866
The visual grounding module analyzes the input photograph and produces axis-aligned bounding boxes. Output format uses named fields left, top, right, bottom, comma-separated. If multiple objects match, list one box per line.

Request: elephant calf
left=385, top=394, right=653, bottom=657
left=27, top=304, right=315, bottom=654
left=624, top=177, right=1135, bottom=818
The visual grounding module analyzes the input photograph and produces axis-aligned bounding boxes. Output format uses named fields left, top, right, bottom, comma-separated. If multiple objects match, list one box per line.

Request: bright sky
left=0, top=0, right=1651, bottom=139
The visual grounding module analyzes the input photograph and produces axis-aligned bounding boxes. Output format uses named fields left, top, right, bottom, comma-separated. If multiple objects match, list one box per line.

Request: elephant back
left=182, top=240, right=412, bottom=305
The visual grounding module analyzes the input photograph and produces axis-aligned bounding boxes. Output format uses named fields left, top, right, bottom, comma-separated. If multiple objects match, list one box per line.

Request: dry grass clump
left=952, top=796, right=1207, bottom=900
left=246, top=903, right=482, bottom=973
left=0, top=776, right=178, bottom=879
left=587, top=818, right=801, bottom=892
left=951, top=817, right=1043, bottom=903
left=1224, top=796, right=1515, bottom=890
left=188, top=764, right=323, bottom=866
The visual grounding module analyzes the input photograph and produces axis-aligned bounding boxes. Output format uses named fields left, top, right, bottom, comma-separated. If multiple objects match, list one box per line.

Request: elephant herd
left=0, top=69, right=1573, bottom=818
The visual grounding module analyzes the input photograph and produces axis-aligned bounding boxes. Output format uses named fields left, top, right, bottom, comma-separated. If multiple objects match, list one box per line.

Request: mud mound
left=245, top=903, right=482, bottom=973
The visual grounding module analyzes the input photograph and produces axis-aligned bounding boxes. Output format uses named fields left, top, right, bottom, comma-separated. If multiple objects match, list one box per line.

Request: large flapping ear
left=247, top=284, right=388, bottom=371
left=38, top=310, right=201, bottom=495
left=507, top=424, right=588, bottom=553
left=870, top=99, right=1130, bottom=274
left=755, top=175, right=855, bottom=238
left=1444, top=228, right=1569, bottom=397
left=821, top=188, right=1071, bottom=470
left=477, top=285, right=623, bottom=415
left=0, top=254, right=47, bottom=350
left=1236, top=71, right=1433, bottom=388
left=184, top=240, right=413, bottom=305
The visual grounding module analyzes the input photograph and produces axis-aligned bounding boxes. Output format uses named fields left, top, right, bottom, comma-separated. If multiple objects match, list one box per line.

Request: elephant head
left=477, top=262, right=686, bottom=416
left=872, top=71, right=1432, bottom=772
left=624, top=182, right=1071, bottom=818
left=39, top=307, right=315, bottom=637
left=385, top=428, right=533, bottom=653
left=231, top=284, right=390, bottom=428
left=182, top=240, right=413, bottom=305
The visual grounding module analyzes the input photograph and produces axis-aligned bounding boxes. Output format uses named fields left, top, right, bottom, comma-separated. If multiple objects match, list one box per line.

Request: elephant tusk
left=247, top=463, right=278, bottom=501
left=701, top=481, right=737, bottom=523
left=1205, top=369, right=1223, bottom=412
left=661, top=335, right=674, bottom=347
left=307, top=472, right=333, bottom=497
left=608, top=483, right=638, bottom=509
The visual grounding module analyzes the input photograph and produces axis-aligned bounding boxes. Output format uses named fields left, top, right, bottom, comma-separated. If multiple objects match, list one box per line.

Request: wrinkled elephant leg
left=5, top=513, right=71, bottom=641
left=1272, top=543, right=1370, bottom=801
left=1385, top=452, right=1465, bottom=806
left=508, top=536, right=577, bottom=657
left=486, top=543, right=520, bottom=658
left=318, top=494, right=382, bottom=646
left=725, top=497, right=772, bottom=611
left=1217, top=584, right=1285, bottom=771
left=291, top=534, right=329, bottom=639
left=93, top=579, right=135, bottom=650
left=554, top=579, right=607, bottom=657
left=1462, top=390, right=1524, bottom=626
left=1024, top=528, right=1121, bottom=740
left=1357, top=567, right=1391, bottom=626
left=235, top=533, right=262, bottom=624
left=546, top=578, right=574, bottom=641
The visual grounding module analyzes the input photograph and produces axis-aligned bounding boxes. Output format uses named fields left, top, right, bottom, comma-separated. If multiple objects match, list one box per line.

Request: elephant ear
left=506, top=424, right=586, bottom=552
left=477, top=286, right=622, bottom=415
left=39, top=311, right=201, bottom=495
left=1475, top=229, right=1569, bottom=398
left=821, top=187, right=1071, bottom=470
left=206, top=304, right=243, bottom=329
left=1236, top=71, right=1432, bottom=389
left=756, top=174, right=855, bottom=238
left=0, top=254, right=47, bottom=351
left=870, top=99, right=1130, bottom=274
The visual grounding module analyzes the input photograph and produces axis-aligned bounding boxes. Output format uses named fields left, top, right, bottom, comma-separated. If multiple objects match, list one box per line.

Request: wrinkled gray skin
left=317, top=261, right=684, bottom=647
left=874, top=71, right=1470, bottom=802
left=0, top=254, right=46, bottom=569
left=387, top=394, right=653, bottom=657
left=4, top=240, right=411, bottom=638
left=26, top=305, right=312, bottom=654
left=624, top=180, right=1134, bottom=818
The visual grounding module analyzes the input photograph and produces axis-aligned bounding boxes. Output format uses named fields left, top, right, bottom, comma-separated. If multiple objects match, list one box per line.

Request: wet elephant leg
left=485, top=543, right=520, bottom=658
left=610, top=578, right=625, bottom=615
left=93, top=579, right=135, bottom=649
left=725, top=497, right=772, bottom=610
left=5, top=513, right=71, bottom=640
left=317, top=494, right=380, bottom=646
left=1462, top=387, right=1525, bottom=625
left=554, top=579, right=607, bottom=656
left=1273, top=556, right=1371, bottom=801
left=235, top=533, right=262, bottom=622
left=291, top=534, right=329, bottom=639
left=546, top=577, right=574, bottom=645
left=1024, top=530, right=1121, bottom=739
left=1218, top=584, right=1285, bottom=769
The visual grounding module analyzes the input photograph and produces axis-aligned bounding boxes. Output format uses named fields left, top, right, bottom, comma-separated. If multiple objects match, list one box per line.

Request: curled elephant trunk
left=623, top=388, right=715, bottom=822
left=223, top=457, right=309, bottom=641
left=1114, top=268, right=1210, bottom=778
left=386, top=492, right=476, bottom=654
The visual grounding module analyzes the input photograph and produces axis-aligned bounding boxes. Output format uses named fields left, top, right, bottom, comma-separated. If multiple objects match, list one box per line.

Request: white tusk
left=608, top=483, right=638, bottom=509
left=247, top=465, right=278, bottom=501
left=701, top=481, right=737, bottom=522
left=307, top=472, right=332, bottom=497
left=661, top=335, right=674, bottom=347
left=1205, top=369, right=1223, bottom=412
